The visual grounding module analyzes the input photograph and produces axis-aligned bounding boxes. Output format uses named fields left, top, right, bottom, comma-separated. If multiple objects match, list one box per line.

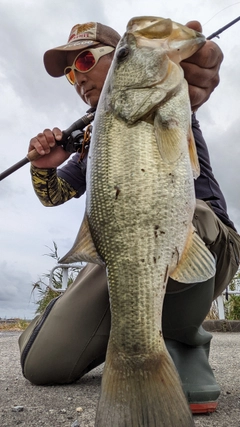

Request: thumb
left=186, top=20, right=202, bottom=33
left=52, top=127, right=63, bottom=141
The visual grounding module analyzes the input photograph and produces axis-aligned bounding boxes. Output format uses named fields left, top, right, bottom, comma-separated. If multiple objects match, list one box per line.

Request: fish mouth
left=127, top=16, right=206, bottom=62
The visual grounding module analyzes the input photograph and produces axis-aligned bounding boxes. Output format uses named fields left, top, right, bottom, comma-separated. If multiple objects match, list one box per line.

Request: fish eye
left=117, top=46, right=129, bottom=60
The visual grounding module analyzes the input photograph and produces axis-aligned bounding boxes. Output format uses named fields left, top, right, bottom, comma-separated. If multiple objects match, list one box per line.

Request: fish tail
left=95, top=347, right=194, bottom=427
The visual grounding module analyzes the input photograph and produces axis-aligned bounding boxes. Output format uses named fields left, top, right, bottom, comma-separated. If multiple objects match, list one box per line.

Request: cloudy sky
left=1, top=0, right=240, bottom=319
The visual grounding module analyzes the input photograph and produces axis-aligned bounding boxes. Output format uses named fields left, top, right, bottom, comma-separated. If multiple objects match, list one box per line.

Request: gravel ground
left=0, top=331, right=239, bottom=426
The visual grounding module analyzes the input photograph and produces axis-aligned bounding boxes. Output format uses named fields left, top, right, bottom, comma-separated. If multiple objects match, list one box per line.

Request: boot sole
left=190, top=401, right=218, bottom=414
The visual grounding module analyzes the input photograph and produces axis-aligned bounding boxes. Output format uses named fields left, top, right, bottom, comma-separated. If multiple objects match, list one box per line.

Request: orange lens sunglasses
left=64, top=46, right=114, bottom=84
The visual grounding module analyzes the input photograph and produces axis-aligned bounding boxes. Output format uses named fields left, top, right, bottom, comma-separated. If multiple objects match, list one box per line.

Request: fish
left=60, top=16, right=216, bottom=427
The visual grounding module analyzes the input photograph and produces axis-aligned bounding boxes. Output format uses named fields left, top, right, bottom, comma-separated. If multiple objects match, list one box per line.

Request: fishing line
left=203, top=2, right=240, bottom=26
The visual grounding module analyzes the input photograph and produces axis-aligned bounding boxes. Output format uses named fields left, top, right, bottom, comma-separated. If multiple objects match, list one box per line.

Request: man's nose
left=74, top=70, right=87, bottom=86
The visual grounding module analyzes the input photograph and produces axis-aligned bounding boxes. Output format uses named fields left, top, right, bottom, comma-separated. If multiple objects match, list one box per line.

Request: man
left=19, top=20, right=240, bottom=415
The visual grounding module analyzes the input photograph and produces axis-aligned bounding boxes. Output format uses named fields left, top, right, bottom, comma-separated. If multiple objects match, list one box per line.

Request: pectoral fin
left=59, top=213, right=105, bottom=266
left=188, top=126, right=200, bottom=179
left=170, top=225, right=216, bottom=283
left=154, top=111, right=184, bottom=163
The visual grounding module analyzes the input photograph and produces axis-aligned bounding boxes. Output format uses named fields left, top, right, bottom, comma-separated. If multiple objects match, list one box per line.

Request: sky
left=0, top=0, right=240, bottom=319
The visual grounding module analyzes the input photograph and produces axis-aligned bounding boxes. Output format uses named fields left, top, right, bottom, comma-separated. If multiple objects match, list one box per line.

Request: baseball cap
left=44, top=22, right=121, bottom=77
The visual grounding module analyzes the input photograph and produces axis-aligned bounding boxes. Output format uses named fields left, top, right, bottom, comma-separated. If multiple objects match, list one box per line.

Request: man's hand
left=181, top=21, right=224, bottom=111
left=29, top=128, right=70, bottom=169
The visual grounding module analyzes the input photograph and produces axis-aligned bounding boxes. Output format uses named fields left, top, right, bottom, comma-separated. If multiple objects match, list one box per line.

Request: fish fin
left=59, top=213, right=105, bottom=266
left=170, top=224, right=216, bottom=283
left=188, top=126, right=200, bottom=179
left=95, top=345, right=194, bottom=426
left=154, top=111, right=184, bottom=163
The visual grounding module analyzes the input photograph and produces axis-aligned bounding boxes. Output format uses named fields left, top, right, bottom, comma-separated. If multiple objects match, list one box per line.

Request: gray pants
left=19, top=200, right=240, bottom=385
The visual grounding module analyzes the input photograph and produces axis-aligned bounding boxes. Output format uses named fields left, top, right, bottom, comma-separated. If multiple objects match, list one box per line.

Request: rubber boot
left=162, top=277, right=221, bottom=414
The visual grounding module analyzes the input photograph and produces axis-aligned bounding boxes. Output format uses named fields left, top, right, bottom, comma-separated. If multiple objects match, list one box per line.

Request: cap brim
left=43, top=40, right=99, bottom=77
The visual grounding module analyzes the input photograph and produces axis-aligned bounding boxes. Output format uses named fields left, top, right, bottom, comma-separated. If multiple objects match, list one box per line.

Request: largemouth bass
left=60, top=16, right=216, bottom=426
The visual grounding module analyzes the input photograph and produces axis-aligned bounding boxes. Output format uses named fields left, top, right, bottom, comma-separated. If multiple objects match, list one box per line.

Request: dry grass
left=0, top=318, right=30, bottom=331
left=206, top=300, right=220, bottom=320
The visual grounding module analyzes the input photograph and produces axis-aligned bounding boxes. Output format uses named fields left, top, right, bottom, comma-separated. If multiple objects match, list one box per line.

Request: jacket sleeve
left=30, top=165, right=78, bottom=207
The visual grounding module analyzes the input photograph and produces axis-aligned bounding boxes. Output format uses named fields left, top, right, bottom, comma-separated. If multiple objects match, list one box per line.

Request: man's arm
left=31, top=165, right=78, bottom=207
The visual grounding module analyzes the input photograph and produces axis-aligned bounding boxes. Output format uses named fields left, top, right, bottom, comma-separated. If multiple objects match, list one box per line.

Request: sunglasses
left=64, top=46, right=115, bottom=84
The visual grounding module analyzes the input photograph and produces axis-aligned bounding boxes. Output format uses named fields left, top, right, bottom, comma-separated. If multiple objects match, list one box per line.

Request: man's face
left=66, top=48, right=113, bottom=108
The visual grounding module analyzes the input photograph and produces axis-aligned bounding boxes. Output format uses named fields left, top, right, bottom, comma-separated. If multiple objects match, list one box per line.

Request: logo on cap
left=68, top=23, right=97, bottom=43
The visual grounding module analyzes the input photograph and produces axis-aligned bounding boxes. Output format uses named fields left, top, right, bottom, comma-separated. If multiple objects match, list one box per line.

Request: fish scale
left=89, top=116, right=191, bottom=352
left=60, top=16, right=216, bottom=426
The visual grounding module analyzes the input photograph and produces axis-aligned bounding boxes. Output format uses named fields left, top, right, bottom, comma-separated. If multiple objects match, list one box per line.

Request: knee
left=22, top=355, right=73, bottom=385
left=193, top=200, right=220, bottom=245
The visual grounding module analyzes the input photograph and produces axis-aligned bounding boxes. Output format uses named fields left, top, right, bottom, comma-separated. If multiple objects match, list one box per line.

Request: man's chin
left=87, top=97, right=98, bottom=108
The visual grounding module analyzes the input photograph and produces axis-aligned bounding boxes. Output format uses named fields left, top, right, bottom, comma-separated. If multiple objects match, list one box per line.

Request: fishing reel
left=56, top=109, right=95, bottom=160
left=56, top=108, right=95, bottom=157
left=58, top=125, right=92, bottom=156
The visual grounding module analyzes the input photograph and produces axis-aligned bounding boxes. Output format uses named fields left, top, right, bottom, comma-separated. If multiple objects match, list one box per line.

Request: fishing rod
left=0, top=109, right=95, bottom=181
left=207, top=16, right=240, bottom=40
left=0, top=17, right=239, bottom=182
